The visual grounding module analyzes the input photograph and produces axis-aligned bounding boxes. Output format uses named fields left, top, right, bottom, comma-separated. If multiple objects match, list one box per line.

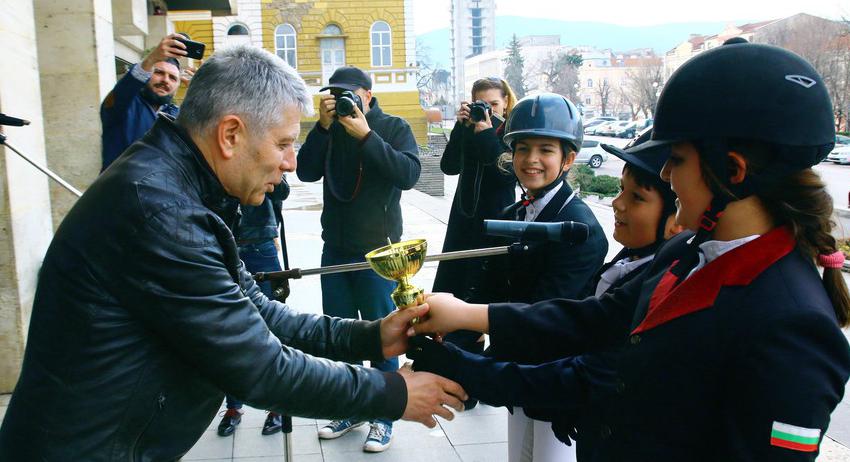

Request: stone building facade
left=171, top=0, right=427, bottom=143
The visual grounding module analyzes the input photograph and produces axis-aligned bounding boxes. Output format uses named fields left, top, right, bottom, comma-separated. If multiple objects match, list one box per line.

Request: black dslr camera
left=468, top=100, right=492, bottom=122
left=334, top=90, right=364, bottom=118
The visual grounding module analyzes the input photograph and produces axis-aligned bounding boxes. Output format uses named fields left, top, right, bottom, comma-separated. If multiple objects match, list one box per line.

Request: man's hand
left=141, top=34, right=187, bottom=72
left=180, top=65, right=198, bottom=87
left=473, top=108, right=493, bottom=134
left=411, top=293, right=489, bottom=336
left=398, top=366, right=467, bottom=428
left=456, top=101, right=471, bottom=126
left=381, top=304, right=430, bottom=359
left=317, top=95, right=336, bottom=130
left=337, top=104, right=371, bottom=141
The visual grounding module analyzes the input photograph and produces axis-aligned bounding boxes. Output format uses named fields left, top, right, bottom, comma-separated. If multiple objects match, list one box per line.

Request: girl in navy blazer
left=411, top=40, right=850, bottom=461
left=461, top=93, right=608, bottom=462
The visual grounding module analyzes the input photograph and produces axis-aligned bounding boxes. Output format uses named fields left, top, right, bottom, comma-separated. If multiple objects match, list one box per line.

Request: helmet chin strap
left=514, top=153, right=569, bottom=207
left=670, top=138, right=745, bottom=281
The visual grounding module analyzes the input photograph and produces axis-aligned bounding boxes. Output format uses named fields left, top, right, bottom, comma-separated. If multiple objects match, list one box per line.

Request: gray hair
left=177, top=44, right=313, bottom=137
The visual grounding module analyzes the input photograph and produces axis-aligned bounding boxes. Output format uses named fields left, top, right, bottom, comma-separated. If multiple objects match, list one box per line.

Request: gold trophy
left=365, top=239, right=428, bottom=309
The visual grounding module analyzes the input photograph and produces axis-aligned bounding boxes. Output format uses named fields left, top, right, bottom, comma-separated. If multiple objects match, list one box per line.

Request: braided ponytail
left=758, top=169, right=850, bottom=327
left=700, top=140, right=850, bottom=326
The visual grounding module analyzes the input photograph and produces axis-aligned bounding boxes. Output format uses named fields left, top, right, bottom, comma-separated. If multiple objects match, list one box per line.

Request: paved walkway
left=1, top=172, right=848, bottom=461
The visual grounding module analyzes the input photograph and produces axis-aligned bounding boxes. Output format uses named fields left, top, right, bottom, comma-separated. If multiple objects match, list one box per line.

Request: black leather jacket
left=0, top=117, right=407, bottom=462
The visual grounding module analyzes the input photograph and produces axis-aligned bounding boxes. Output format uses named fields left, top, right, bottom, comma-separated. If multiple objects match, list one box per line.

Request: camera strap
left=324, top=130, right=363, bottom=203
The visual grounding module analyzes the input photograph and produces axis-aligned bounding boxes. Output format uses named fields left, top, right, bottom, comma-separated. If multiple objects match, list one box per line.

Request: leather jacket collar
left=155, top=115, right=242, bottom=229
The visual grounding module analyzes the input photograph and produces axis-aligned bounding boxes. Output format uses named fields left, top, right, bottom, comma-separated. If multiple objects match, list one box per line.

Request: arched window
left=275, top=24, right=297, bottom=68
left=227, top=24, right=250, bottom=36
left=370, top=21, right=391, bottom=67
left=322, top=24, right=342, bottom=35
left=587, top=78, right=593, bottom=88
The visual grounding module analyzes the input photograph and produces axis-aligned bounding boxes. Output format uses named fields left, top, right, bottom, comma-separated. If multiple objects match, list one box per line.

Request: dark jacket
left=432, top=120, right=516, bottom=297
left=235, top=179, right=290, bottom=244
left=486, top=227, right=850, bottom=461
left=411, top=249, right=649, bottom=433
left=0, top=116, right=406, bottom=462
left=481, top=182, right=608, bottom=304
left=296, top=97, right=420, bottom=254
left=100, top=64, right=179, bottom=171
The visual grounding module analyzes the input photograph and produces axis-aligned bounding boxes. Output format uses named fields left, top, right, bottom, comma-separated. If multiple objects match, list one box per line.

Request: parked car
left=616, top=119, right=653, bottom=138
left=577, top=139, right=608, bottom=168
left=614, top=121, right=639, bottom=138
left=598, top=121, right=630, bottom=137
left=584, top=117, right=617, bottom=134
left=827, top=144, right=850, bottom=164
left=826, top=134, right=850, bottom=164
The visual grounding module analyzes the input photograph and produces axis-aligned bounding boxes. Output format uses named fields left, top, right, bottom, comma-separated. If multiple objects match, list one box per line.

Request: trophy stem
left=391, top=276, right=424, bottom=309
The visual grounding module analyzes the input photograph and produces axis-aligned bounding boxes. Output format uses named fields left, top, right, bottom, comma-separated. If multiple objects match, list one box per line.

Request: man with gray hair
left=0, top=45, right=466, bottom=461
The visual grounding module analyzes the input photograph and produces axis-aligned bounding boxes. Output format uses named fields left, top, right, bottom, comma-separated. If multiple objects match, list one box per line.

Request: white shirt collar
left=685, top=234, right=761, bottom=280
left=595, top=254, right=655, bottom=297
left=523, top=182, right=563, bottom=222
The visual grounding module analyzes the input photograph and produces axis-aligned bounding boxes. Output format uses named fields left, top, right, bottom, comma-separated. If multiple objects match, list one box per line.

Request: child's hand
left=409, top=293, right=488, bottom=336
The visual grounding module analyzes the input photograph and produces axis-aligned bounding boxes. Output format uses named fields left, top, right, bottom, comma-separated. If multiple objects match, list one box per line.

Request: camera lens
left=336, top=97, right=355, bottom=117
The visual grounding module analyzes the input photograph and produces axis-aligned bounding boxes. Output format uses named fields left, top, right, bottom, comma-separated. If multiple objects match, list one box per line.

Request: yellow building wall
left=171, top=18, right=215, bottom=103
left=261, top=0, right=426, bottom=145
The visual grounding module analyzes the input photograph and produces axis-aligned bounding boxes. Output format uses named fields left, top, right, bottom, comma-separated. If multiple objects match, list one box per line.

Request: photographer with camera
left=432, top=78, right=518, bottom=360
left=296, top=66, right=421, bottom=452
left=100, top=33, right=199, bottom=172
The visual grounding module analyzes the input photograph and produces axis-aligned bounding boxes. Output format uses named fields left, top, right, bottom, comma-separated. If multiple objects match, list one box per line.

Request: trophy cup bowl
left=365, top=239, right=427, bottom=309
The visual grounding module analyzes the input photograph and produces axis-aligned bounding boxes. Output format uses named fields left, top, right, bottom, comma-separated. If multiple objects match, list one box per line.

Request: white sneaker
left=318, top=419, right=365, bottom=439
left=363, top=422, right=393, bottom=453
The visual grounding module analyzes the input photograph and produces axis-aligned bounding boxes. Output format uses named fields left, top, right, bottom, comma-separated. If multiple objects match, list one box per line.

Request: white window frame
left=370, top=21, right=392, bottom=68
left=275, top=24, right=297, bottom=68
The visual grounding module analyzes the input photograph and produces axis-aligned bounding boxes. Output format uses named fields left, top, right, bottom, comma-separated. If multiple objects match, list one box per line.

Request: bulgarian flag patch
left=770, top=421, right=821, bottom=452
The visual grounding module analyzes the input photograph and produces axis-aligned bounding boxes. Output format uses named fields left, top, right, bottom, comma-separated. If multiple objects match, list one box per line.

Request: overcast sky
left=412, top=0, right=849, bottom=35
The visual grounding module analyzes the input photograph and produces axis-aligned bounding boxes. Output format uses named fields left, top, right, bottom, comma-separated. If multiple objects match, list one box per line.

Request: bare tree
left=616, top=85, right=641, bottom=120
left=415, top=40, right=451, bottom=107
left=595, top=78, right=612, bottom=116
left=623, top=61, right=663, bottom=118
left=755, top=14, right=850, bottom=132
left=538, top=50, right=583, bottom=101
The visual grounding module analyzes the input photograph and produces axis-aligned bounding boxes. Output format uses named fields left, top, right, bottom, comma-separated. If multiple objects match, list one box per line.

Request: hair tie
left=817, top=250, right=846, bottom=269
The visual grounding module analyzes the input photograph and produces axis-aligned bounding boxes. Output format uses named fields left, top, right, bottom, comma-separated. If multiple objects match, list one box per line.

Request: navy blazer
left=477, top=182, right=608, bottom=304
left=487, top=227, right=850, bottom=461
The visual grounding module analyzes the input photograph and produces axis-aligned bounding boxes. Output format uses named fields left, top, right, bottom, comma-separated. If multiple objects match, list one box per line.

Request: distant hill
left=416, top=16, right=753, bottom=69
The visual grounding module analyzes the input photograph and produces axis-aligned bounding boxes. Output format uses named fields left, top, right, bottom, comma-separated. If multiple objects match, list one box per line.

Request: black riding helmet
left=503, top=93, right=584, bottom=153
left=628, top=38, right=836, bottom=277
left=630, top=38, right=835, bottom=166
left=503, top=93, right=584, bottom=202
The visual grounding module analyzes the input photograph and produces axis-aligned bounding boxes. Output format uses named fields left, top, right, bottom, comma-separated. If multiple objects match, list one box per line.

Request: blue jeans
left=321, top=244, right=398, bottom=425
left=226, top=240, right=281, bottom=410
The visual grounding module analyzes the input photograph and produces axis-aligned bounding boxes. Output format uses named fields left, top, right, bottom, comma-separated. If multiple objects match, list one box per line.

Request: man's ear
left=217, top=115, right=246, bottom=159
left=663, top=213, right=684, bottom=240
left=727, top=151, right=747, bottom=185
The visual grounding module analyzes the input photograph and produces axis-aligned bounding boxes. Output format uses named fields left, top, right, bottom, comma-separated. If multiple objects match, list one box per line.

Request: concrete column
left=0, top=0, right=55, bottom=392
left=34, top=0, right=117, bottom=227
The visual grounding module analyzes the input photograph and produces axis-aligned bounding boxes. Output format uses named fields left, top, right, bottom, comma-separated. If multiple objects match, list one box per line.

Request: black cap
left=601, top=127, right=669, bottom=176
left=320, top=66, right=372, bottom=92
